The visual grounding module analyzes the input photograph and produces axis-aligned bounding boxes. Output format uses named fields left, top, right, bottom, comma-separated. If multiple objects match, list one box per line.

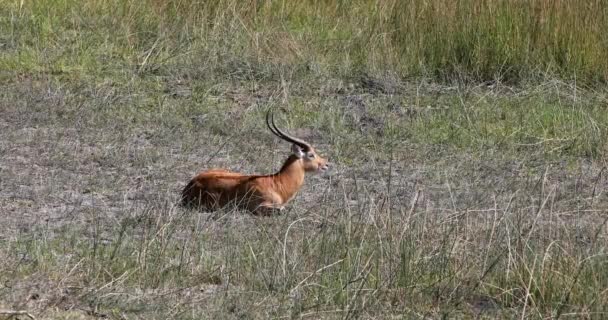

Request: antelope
left=181, top=110, right=329, bottom=215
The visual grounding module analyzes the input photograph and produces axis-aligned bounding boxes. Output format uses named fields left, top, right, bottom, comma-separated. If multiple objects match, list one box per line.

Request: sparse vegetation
left=1, top=1, right=608, bottom=319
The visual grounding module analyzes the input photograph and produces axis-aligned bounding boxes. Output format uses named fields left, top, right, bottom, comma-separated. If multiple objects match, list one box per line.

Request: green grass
left=2, top=0, right=608, bottom=84
left=2, top=1, right=608, bottom=319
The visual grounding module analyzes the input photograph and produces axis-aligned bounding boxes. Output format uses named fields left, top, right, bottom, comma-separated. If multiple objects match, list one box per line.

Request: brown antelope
left=181, top=110, right=329, bottom=215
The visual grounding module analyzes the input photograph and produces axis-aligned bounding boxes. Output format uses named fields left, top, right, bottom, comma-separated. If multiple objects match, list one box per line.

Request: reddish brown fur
left=181, top=148, right=328, bottom=215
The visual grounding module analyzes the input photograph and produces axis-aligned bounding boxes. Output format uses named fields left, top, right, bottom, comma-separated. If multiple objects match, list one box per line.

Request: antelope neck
left=272, top=155, right=306, bottom=200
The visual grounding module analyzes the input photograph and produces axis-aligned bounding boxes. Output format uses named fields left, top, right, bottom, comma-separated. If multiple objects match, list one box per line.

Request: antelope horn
left=266, top=109, right=282, bottom=139
left=266, top=109, right=311, bottom=150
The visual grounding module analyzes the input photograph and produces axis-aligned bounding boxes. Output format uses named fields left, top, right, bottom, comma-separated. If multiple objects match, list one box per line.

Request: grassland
left=1, top=0, right=608, bottom=319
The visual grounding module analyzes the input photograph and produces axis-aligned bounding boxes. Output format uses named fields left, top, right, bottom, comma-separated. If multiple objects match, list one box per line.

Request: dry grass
left=2, top=75, right=608, bottom=319
left=2, top=1, right=608, bottom=319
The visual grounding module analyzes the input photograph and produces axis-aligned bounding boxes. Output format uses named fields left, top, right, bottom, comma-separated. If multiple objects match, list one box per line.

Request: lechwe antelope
left=181, top=110, right=329, bottom=215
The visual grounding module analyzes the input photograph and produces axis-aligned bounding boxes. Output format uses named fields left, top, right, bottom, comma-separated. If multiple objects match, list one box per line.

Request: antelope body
left=181, top=111, right=328, bottom=215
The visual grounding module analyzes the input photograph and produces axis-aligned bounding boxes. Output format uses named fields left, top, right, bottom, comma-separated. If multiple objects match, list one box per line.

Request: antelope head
left=266, top=110, right=329, bottom=173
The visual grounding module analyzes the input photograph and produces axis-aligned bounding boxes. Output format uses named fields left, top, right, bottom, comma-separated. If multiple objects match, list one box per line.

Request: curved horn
left=266, top=109, right=282, bottom=138
left=266, top=109, right=311, bottom=150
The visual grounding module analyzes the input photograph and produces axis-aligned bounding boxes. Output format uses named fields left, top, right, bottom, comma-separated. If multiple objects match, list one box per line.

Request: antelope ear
left=291, top=144, right=305, bottom=158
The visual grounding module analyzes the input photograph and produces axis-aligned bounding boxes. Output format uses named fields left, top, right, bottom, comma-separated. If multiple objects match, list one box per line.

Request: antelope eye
left=307, top=152, right=315, bottom=159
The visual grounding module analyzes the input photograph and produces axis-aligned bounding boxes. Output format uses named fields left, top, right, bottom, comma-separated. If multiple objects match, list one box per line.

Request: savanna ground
left=1, top=1, right=608, bottom=319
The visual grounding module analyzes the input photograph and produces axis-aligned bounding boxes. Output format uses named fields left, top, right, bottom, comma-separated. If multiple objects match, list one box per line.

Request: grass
left=2, top=0, right=608, bottom=83
left=1, top=0, right=608, bottom=319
